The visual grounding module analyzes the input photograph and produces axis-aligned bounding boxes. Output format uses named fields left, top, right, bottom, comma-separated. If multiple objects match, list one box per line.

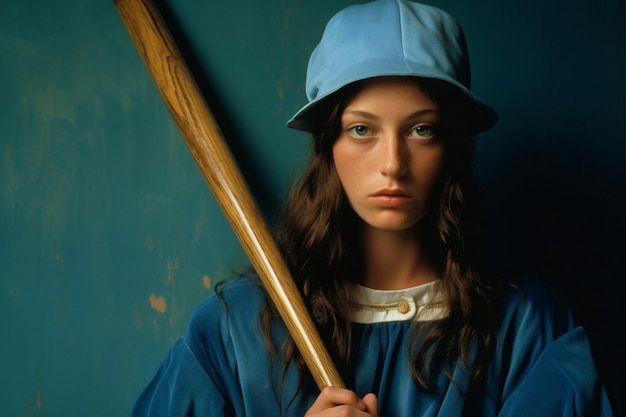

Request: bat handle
left=113, top=0, right=345, bottom=390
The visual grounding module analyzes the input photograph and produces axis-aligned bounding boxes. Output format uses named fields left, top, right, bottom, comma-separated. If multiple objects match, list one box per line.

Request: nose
left=380, top=135, right=407, bottom=178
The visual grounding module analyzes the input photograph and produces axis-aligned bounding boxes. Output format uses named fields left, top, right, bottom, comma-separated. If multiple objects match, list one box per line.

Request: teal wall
left=1, top=0, right=623, bottom=415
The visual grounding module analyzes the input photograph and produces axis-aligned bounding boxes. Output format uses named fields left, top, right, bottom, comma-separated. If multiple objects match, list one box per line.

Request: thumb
left=362, top=393, right=379, bottom=417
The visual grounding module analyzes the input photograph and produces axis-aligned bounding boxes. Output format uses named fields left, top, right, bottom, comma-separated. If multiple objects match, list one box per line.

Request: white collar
left=348, top=280, right=448, bottom=324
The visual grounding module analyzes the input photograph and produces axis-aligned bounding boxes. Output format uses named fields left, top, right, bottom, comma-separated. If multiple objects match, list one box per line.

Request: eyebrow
left=343, top=109, right=440, bottom=121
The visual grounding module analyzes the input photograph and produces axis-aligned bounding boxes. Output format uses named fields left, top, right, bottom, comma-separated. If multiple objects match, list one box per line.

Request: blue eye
left=349, top=125, right=372, bottom=137
left=410, top=124, right=436, bottom=138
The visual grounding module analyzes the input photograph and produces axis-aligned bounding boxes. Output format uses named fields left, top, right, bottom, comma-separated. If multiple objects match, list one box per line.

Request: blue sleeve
left=493, top=279, right=614, bottom=417
left=498, top=327, right=614, bottom=417
left=130, top=338, right=235, bottom=417
left=130, top=283, right=244, bottom=417
left=129, top=277, right=301, bottom=417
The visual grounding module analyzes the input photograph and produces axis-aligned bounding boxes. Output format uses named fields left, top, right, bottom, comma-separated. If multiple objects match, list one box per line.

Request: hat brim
left=287, top=74, right=498, bottom=135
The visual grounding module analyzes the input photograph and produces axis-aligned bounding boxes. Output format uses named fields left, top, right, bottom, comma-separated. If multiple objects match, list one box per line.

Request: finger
left=362, top=393, right=379, bottom=417
left=306, top=387, right=367, bottom=416
left=323, top=386, right=367, bottom=409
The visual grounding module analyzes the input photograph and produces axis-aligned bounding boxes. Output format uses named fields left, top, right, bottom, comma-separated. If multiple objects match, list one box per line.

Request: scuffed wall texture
left=1, top=0, right=623, bottom=415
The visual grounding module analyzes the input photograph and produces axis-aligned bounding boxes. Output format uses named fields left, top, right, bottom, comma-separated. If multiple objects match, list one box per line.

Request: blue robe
left=130, top=276, right=614, bottom=416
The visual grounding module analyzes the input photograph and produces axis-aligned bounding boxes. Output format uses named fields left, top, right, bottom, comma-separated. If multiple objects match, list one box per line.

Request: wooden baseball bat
left=114, top=0, right=344, bottom=390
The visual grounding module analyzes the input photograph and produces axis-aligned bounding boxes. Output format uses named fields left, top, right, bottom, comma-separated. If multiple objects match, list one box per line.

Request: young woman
left=131, top=1, right=614, bottom=416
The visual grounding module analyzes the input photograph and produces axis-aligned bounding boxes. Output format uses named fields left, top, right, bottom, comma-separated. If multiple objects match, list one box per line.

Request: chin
left=364, top=216, right=424, bottom=232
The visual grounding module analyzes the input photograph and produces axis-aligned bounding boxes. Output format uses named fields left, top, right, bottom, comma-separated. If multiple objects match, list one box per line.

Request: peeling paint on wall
left=148, top=294, right=167, bottom=313
left=25, top=390, right=42, bottom=416
left=166, top=258, right=179, bottom=283
left=202, top=275, right=211, bottom=289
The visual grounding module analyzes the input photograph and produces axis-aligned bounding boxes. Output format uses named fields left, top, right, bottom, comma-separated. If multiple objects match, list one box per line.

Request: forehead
left=342, top=77, right=441, bottom=117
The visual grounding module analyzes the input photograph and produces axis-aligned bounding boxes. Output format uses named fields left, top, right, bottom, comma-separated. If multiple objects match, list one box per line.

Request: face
left=332, top=77, right=446, bottom=233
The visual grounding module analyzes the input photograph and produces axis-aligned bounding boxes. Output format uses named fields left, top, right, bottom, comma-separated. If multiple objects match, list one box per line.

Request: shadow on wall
left=151, top=0, right=287, bottom=218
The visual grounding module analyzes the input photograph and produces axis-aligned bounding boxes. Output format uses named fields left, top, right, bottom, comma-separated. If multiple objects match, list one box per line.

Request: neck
left=358, top=224, right=437, bottom=290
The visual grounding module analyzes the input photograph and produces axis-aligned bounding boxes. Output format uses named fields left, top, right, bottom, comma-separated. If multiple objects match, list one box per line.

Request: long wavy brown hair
left=262, top=77, right=500, bottom=394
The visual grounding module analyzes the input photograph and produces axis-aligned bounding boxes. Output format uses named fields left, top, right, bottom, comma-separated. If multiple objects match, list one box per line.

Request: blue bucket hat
left=287, top=0, right=498, bottom=134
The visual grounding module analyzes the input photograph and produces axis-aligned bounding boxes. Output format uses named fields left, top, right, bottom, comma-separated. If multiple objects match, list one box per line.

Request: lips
left=370, top=188, right=412, bottom=207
